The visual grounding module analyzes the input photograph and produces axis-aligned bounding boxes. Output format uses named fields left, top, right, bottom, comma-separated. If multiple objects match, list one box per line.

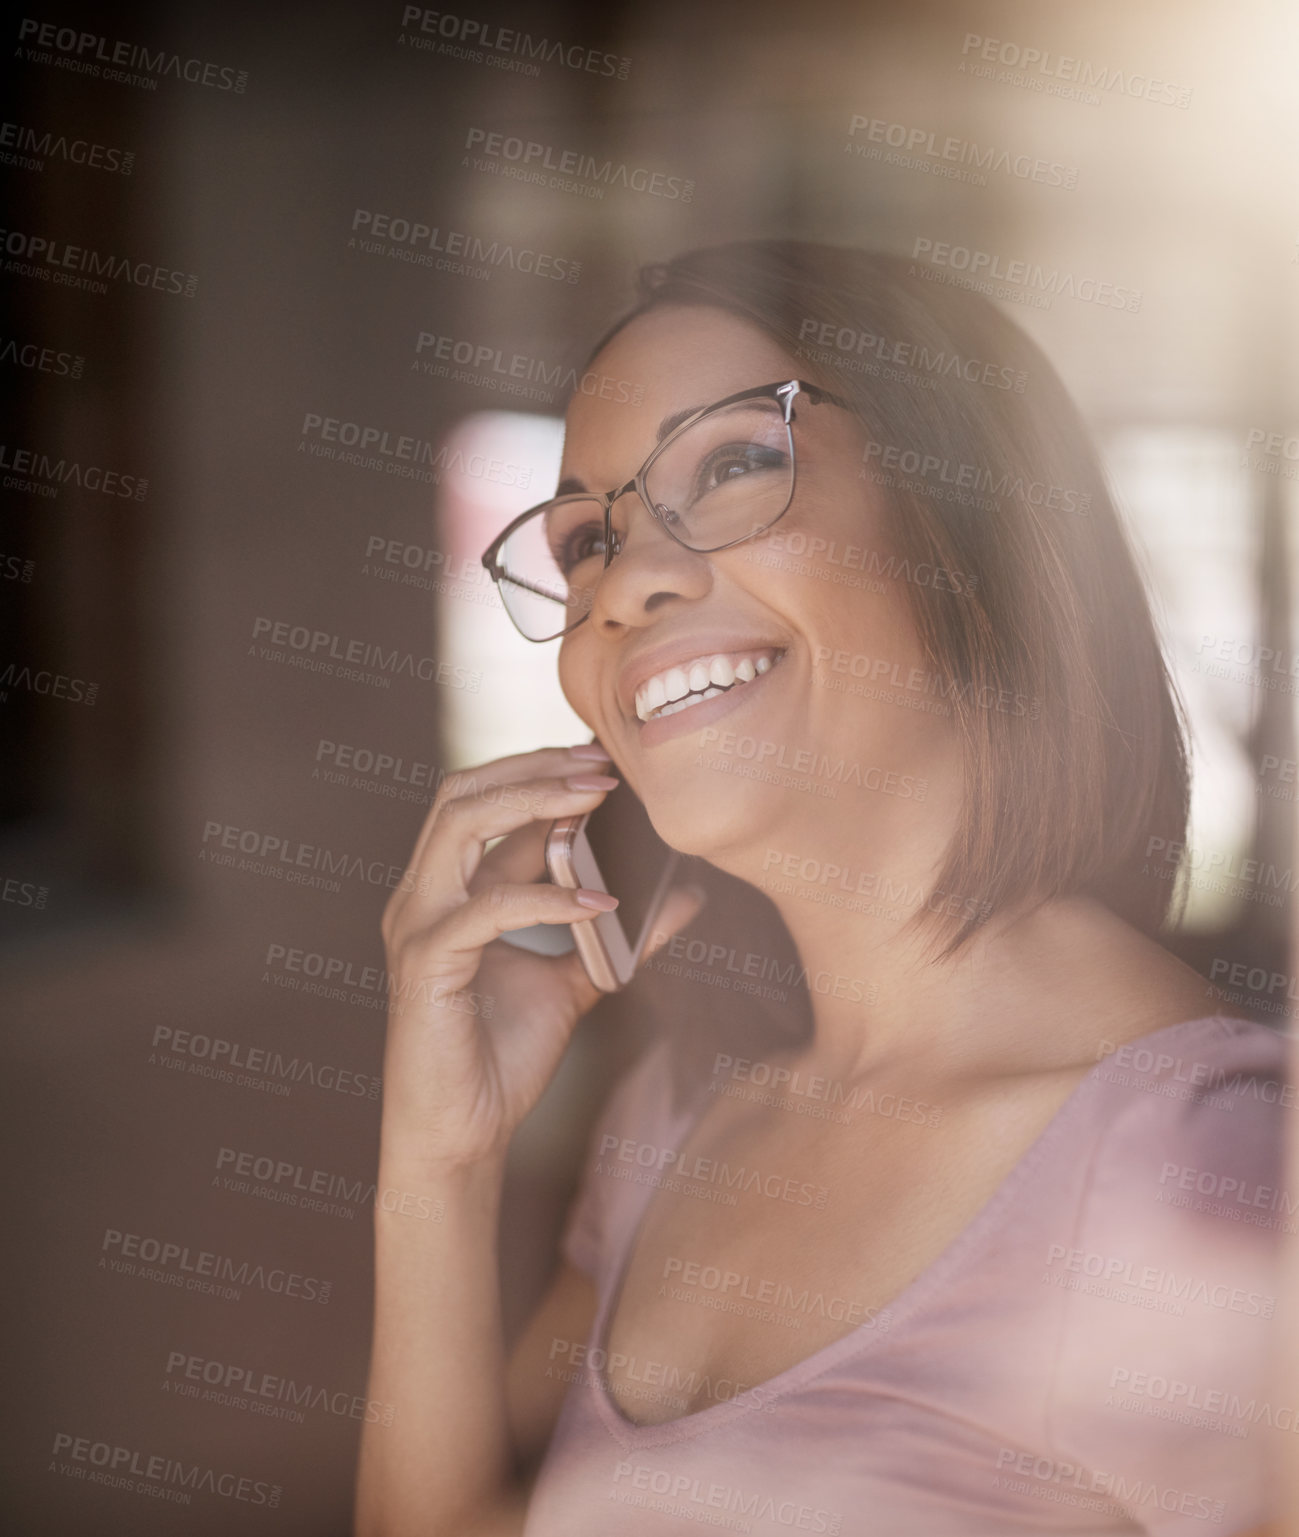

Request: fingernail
left=575, top=888, right=619, bottom=910
left=570, top=742, right=612, bottom=760
left=567, top=773, right=619, bottom=791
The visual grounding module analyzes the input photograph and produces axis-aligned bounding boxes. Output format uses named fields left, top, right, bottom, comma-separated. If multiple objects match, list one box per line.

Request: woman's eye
left=554, top=523, right=607, bottom=575
left=695, top=442, right=786, bottom=495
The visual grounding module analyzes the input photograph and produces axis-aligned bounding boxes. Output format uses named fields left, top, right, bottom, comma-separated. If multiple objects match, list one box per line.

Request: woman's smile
left=629, top=644, right=783, bottom=723
left=629, top=641, right=790, bottom=746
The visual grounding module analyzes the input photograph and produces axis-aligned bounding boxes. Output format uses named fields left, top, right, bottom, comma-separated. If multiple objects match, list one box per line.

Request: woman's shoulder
left=1046, top=1012, right=1292, bottom=1339
left=1095, top=1009, right=1289, bottom=1069
left=1074, top=1013, right=1291, bottom=1205
left=1086, top=1011, right=1291, bottom=1136
left=1044, top=1014, right=1291, bottom=1521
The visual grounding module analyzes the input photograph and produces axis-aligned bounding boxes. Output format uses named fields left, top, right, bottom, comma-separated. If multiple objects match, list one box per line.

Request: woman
left=354, top=241, right=1288, bottom=1535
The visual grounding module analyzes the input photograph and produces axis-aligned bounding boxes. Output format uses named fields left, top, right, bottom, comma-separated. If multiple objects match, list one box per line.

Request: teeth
left=657, top=688, right=724, bottom=718
left=633, top=649, right=783, bottom=723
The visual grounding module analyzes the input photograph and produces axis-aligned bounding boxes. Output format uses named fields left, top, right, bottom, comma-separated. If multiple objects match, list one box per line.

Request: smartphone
left=545, top=769, right=679, bottom=993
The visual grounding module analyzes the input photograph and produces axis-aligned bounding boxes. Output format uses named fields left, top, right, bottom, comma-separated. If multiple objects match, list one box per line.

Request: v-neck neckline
left=586, top=1013, right=1239, bottom=1447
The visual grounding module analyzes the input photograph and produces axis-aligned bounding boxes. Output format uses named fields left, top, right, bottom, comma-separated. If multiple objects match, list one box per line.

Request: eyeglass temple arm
left=493, top=571, right=580, bottom=605
left=789, top=380, right=853, bottom=413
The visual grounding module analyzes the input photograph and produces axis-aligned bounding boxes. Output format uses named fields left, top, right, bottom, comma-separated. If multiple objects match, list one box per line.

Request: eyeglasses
left=479, top=377, right=853, bottom=642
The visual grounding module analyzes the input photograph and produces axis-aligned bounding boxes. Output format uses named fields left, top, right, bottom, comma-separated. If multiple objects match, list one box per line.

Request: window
left=435, top=410, right=587, bottom=771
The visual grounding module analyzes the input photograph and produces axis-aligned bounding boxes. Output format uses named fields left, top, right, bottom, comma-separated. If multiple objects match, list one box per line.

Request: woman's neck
left=740, top=886, right=1213, bottom=1090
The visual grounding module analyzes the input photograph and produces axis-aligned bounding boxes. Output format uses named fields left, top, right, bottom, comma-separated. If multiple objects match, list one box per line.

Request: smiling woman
left=353, top=241, right=1290, bottom=1537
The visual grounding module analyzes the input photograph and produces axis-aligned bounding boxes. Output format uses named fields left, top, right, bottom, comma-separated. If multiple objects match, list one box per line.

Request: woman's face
left=556, top=303, right=958, bottom=871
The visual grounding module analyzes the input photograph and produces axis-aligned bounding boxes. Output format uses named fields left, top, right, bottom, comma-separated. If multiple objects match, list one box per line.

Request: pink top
left=523, top=1015, right=1292, bottom=1536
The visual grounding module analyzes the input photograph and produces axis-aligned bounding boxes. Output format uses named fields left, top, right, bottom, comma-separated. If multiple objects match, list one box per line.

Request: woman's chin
left=644, top=779, right=795, bottom=868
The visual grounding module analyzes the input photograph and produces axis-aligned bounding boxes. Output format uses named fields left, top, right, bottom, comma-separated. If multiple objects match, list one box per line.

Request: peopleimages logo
left=0, top=662, right=97, bottom=704
left=202, top=817, right=437, bottom=894
left=248, top=617, right=482, bottom=693
left=16, top=18, right=249, bottom=92
left=1208, top=956, right=1299, bottom=1007
left=1094, top=1035, right=1293, bottom=1110
left=1157, top=1160, right=1298, bottom=1224
left=610, top=1460, right=843, bottom=1534
left=398, top=6, right=630, bottom=79
left=653, top=937, right=876, bottom=1005
left=862, top=438, right=1090, bottom=517
left=1108, top=1365, right=1299, bottom=1435
left=698, top=727, right=927, bottom=800
left=263, top=939, right=494, bottom=1018
left=661, top=1254, right=888, bottom=1327
left=1044, top=1243, right=1274, bottom=1318
left=992, top=1449, right=1221, bottom=1524
left=547, top=1335, right=775, bottom=1415
left=413, top=333, right=643, bottom=404
left=958, top=34, right=1192, bottom=109
left=845, top=113, right=1078, bottom=189
left=463, top=127, right=694, bottom=201
left=1143, top=833, right=1299, bottom=903
left=798, top=316, right=1027, bottom=392
left=350, top=208, right=581, bottom=282
left=0, top=227, right=197, bottom=296
left=50, top=1432, right=278, bottom=1507
left=165, top=1350, right=395, bottom=1426
left=596, top=1133, right=829, bottom=1209
left=0, top=442, right=146, bottom=498
left=150, top=1023, right=382, bottom=1100
left=299, top=410, right=531, bottom=490
left=0, top=121, right=134, bottom=174
left=0, top=336, right=84, bottom=376
left=100, top=1226, right=331, bottom=1303
left=911, top=237, right=1141, bottom=312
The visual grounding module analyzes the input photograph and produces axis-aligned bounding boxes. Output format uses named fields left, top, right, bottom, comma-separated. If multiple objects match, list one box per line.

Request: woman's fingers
left=527, top=880, right=705, bottom=1019
left=434, top=772, right=617, bottom=891
left=385, top=773, right=618, bottom=942
left=392, top=879, right=619, bottom=998
left=469, top=817, right=550, bottom=890
left=408, top=744, right=611, bottom=871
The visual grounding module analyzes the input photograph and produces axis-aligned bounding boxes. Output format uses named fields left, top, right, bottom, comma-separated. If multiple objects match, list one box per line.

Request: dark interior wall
left=2, top=1, right=1297, bottom=1531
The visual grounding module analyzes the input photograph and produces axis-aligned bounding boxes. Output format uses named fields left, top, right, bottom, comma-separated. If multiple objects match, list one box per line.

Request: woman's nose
left=588, top=491, right=712, bottom=632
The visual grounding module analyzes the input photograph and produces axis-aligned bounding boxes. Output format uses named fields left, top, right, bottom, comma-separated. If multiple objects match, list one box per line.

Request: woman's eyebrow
left=555, top=402, right=708, bottom=498
left=656, top=401, right=705, bottom=440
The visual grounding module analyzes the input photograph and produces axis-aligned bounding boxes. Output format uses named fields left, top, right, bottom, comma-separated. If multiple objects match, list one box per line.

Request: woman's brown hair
left=579, top=238, right=1191, bottom=964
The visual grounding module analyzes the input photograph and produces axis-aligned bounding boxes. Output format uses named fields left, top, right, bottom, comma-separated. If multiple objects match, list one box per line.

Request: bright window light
left=435, top=411, right=587, bottom=773
left=436, top=412, right=1289, bottom=936
left=1102, top=426, right=1261, bottom=930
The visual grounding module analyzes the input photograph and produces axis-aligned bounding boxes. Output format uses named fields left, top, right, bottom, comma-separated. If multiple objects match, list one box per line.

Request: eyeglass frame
left=479, top=377, right=854, bottom=641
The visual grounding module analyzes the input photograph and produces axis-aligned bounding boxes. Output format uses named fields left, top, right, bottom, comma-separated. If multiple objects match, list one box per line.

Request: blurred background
left=3, top=0, right=1298, bottom=1529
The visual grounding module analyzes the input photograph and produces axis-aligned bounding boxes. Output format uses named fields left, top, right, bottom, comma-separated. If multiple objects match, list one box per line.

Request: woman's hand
left=378, top=743, right=702, bottom=1174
